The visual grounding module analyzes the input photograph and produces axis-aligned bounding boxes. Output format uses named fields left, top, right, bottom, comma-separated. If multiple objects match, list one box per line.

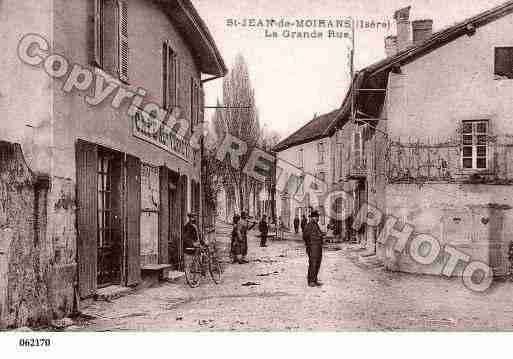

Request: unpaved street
left=74, top=230, right=513, bottom=331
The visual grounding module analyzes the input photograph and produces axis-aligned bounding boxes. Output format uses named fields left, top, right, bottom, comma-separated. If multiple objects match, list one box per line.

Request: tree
left=213, top=54, right=261, bottom=214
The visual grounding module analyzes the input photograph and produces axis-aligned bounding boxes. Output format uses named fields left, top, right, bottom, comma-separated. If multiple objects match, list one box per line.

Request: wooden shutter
left=167, top=45, right=176, bottom=108
left=190, top=78, right=196, bottom=128
left=178, top=175, right=188, bottom=268
left=118, top=0, right=129, bottom=82
left=198, top=85, right=204, bottom=125
left=76, top=140, right=98, bottom=298
left=125, top=154, right=141, bottom=286
left=102, top=0, right=117, bottom=74
left=162, top=42, right=168, bottom=109
left=159, top=166, right=170, bottom=264
left=94, top=0, right=103, bottom=67
left=174, top=56, right=180, bottom=108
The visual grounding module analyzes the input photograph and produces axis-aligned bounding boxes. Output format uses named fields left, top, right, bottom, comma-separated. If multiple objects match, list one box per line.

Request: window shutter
left=162, top=42, right=169, bottom=109
left=125, top=153, right=141, bottom=286
left=167, top=45, right=176, bottom=108
left=199, top=85, right=205, bottom=125
left=159, top=166, right=170, bottom=264
left=190, top=78, right=195, bottom=128
left=175, top=56, right=181, bottom=108
left=102, top=0, right=117, bottom=74
left=76, top=140, right=98, bottom=298
left=118, top=0, right=129, bottom=82
left=94, top=0, right=103, bottom=67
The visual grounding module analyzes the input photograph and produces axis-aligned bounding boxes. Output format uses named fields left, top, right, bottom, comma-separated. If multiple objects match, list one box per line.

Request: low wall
left=378, top=183, right=512, bottom=277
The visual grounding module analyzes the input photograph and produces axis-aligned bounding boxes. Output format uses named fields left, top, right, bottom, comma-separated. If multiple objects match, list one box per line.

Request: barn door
left=76, top=140, right=98, bottom=298
left=125, top=154, right=141, bottom=286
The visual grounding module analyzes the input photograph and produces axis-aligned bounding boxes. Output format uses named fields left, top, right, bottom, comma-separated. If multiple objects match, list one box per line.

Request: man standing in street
left=239, top=211, right=256, bottom=263
left=259, top=215, right=269, bottom=247
left=293, top=215, right=300, bottom=234
left=303, top=210, right=324, bottom=287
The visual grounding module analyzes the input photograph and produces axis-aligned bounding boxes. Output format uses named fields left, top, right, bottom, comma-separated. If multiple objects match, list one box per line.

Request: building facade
left=336, top=1, right=513, bottom=277
left=0, top=0, right=225, bottom=327
left=274, top=110, right=339, bottom=232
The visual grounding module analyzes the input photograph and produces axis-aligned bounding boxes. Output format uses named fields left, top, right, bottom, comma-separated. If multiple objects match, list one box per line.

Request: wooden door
left=168, top=171, right=181, bottom=270
left=76, top=140, right=98, bottom=298
left=125, top=154, right=141, bottom=286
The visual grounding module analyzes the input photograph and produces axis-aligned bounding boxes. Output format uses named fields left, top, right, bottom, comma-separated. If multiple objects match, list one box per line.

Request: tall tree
left=214, top=54, right=261, bottom=213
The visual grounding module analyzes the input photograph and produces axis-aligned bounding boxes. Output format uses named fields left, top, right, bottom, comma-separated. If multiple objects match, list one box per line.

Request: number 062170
left=18, top=338, right=51, bottom=347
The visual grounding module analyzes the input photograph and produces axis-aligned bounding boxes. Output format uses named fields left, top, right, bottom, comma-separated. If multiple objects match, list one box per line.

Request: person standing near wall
left=303, top=210, right=324, bottom=287
left=259, top=215, right=269, bottom=247
left=293, top=215, right=300, bottom=234
left=239, top=211, right=256, bottom=263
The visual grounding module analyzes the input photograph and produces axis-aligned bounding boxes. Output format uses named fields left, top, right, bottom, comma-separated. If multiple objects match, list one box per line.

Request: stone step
left=95, top=285, right=134, bottom=301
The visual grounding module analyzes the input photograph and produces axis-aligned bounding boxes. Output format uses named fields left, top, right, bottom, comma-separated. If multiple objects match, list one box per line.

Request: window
left=461, top=120, right=488, bottom=170
left=495, top=47, right=513, bottom=79
left=298, top=148, right=304, bottom=168
left=352, top=128, right=363, bottom=166
left=163, top=41, right=178, bottom=109
left=94, top=0, right=129, bottom=82
left=318, top=142, right=325, bottom=163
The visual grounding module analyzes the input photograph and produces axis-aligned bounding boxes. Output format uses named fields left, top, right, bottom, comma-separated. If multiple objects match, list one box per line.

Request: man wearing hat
left=183, top=212, right=202, bottom=253
left=303, top=210, right=324, bottom=287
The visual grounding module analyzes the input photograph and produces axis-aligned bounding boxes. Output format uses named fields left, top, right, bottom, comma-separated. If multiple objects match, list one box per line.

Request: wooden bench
left=141, top=263, right=173, bottom=281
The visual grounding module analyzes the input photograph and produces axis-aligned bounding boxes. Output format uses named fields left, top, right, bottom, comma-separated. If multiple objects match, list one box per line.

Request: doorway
left=96, top=148, right=123, bottom=287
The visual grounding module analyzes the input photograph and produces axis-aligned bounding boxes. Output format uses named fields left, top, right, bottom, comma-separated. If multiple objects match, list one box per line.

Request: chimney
left=385, top=35, right=398, bottom=57
left=394, top=6, right=412, bottom=51
left=412, top=19, right=433, bottom=45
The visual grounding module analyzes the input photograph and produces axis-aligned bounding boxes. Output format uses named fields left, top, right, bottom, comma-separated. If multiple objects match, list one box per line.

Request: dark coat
left=259, top=219, right=268, bottom=234
left=293, top=217, right=300, bottom=227
left=303, top=221, right=323, bottom=247
left=183, top=221, right=199, bottom=249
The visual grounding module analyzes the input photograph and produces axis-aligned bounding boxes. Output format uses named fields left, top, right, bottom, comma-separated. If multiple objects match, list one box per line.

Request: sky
left=192, top=0, right=505, bottom=140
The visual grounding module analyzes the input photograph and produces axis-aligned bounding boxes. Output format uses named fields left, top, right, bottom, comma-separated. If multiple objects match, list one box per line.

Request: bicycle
left=184, top=231, right=223, bottom=288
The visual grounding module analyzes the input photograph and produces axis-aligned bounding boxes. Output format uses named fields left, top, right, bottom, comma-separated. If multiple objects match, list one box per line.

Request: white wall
left=275, top=137, right=332, bottom=230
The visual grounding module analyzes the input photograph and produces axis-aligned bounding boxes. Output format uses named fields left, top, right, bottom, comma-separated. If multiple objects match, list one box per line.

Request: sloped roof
left=333, top=0, right=513, bottom=124
left=273, top=109, right=340, bottom=152
left=161, top=0, right=227, bottom=76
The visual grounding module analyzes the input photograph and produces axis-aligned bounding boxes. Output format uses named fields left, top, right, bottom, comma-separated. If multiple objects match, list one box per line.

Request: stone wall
left=0, top=142, right=75, bottom=329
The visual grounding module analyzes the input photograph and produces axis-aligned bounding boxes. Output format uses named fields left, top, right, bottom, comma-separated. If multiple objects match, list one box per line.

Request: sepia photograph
left=2, top=0, right=513, bottom=356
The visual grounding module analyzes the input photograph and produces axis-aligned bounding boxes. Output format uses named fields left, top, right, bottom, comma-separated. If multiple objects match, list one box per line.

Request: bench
left=141, top=263, right=173, bottom=281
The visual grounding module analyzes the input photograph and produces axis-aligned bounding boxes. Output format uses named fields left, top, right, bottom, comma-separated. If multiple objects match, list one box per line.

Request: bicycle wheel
left=209, top=254, right=223, bottom=284
left=185, top=255, right=201, bottom=288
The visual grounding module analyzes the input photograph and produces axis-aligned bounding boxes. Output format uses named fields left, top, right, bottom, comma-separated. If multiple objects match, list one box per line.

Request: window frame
left=162, top=41, right=178, bottom=110
left=461, top=120, right=489, bottom=171
left=317, top=141, right=326, bottom=164
left=298, top=148, right=304, bottom=168
left=494, top=47, right=513, bottom=80
left=352, top=127, right=364, bottom=167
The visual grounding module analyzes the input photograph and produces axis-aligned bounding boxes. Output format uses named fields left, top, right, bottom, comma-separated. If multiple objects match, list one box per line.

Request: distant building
left=273, top=110, right=340, bottom=232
